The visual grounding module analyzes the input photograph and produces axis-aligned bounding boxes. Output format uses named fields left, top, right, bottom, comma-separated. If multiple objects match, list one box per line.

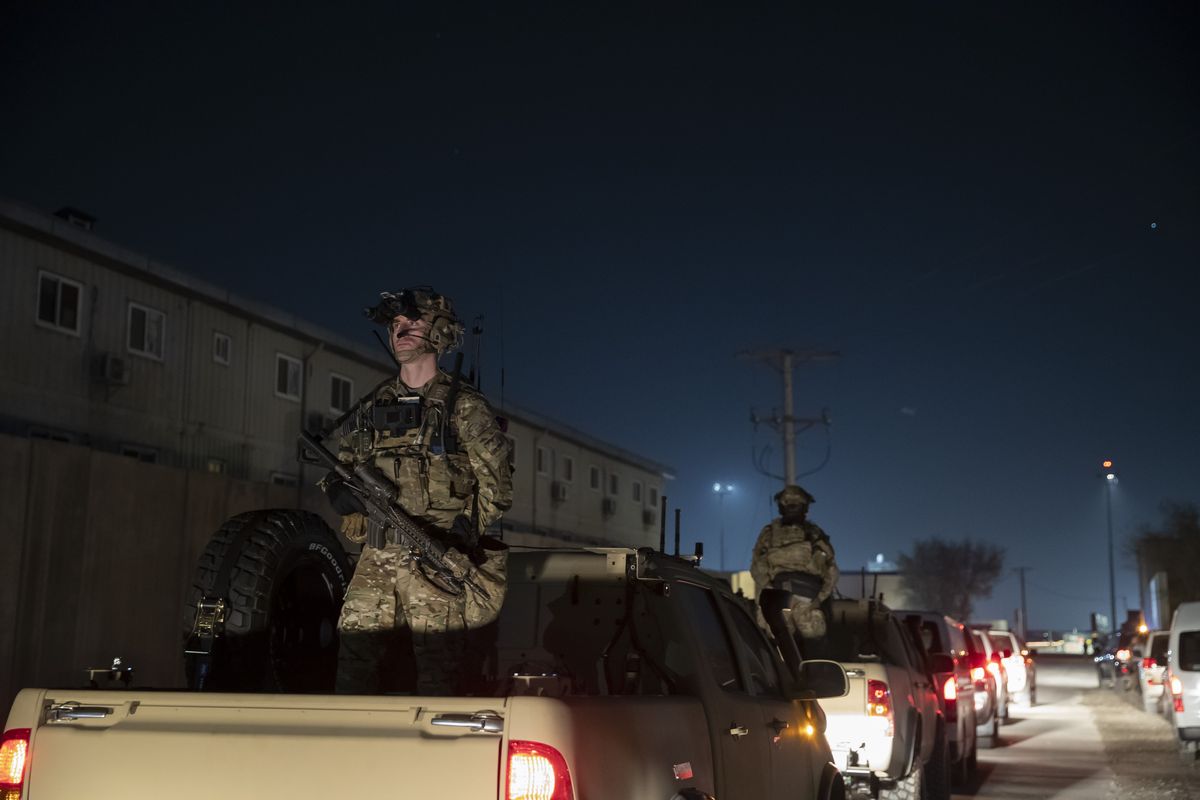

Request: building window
left=36, top=271, right=82, bottom=335
left=127, top=302, right=165, bottom=360
left=648, top=486, right=659, bottom=507
left=561, top=455, right=574, bottom=483
left=275, top=353, right=302, bottom=401
left=632, top=480, right=643, bottom=503
left=536, top=446, right=550, bottom=475
left=330, top=373, right=354, bottom=414
left=590, top=465, right=601, bottom=491
left=120, top=444, right=158, bottom=463
left=206, top=458, right=226, bottom=474
left=213, top=331, right=231, bottom=365
left=270, top=472, right=298, bottom=487
left=30, top=427, right=76, bottom=443
left=609, top=473, right=619, bottom=496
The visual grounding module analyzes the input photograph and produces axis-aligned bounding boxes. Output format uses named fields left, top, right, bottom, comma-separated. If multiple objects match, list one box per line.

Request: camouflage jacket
left=749, top=517, right=838, bottom=602
left=337, top=369, right=513, bottom=540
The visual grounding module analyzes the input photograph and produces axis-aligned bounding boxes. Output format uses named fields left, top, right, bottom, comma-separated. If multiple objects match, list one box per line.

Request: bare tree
left=1129, top=501, right=1200, bottom=609
left=898, top=538, right=1005, bottom=621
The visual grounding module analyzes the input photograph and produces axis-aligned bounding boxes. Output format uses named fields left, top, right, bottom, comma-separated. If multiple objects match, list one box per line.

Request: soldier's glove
left=321, top=472, right=366, bottom=516
left=340, top=513, right=369, bottom=544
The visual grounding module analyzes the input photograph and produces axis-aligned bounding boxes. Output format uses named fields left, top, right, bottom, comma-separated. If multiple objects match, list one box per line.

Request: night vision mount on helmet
left=364, top=285, right=465, bottom=355
left=775, top=484, right=815, bottom=508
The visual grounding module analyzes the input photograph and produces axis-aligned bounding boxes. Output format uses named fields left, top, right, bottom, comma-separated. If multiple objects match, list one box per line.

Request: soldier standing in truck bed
left=321, top=286, right=513, bottom=694
left=750, top=485, right=839, bottom=639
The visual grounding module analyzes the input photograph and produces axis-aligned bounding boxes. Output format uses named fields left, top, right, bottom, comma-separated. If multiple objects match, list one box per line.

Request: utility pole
left=741, top=347, right=840, bottom=485
left=1013, top=566, right=1030, bottom=641
left=1100, top=460, right=1118, bottom=631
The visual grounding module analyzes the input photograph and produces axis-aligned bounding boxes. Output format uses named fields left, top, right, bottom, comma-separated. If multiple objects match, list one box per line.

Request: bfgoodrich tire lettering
left=185, top=510, right=352, bottom=692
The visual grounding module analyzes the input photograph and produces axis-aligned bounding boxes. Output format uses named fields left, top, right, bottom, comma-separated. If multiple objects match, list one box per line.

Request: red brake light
left=0, top=728, right=30, bottom=792
left=1170, top=674, right=1185, bottom=713
left=1142, top=657, right=1156, bottom=671
left=971, top=666, right=985, bottom=682
left=1116, top=648, right=1131, bottom=662
left=943, top=676, right=957, bottom=702
left=507, top=740, right=574, bottom=800
left=866, top=679, right=894, bottom=736
left=867, top=679, right=892, bottom=717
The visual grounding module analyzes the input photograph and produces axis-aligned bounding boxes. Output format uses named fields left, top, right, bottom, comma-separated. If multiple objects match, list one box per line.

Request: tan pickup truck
left=3, top=545, right=849, bottom=800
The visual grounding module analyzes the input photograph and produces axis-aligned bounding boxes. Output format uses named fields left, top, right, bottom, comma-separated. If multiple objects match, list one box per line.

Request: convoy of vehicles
left=967, top=629, right=1001, bottom=748
left=2, top=540, right=851, bottom=800
left=900, top=611, right=978, bottom=786
left=808, top=599, right=951, bottom=800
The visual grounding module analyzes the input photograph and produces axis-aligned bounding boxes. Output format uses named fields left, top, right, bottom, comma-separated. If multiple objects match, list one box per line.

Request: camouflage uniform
left=750, top=485, right=838, bottom=638
left=334, top=369, right=513, bottom=695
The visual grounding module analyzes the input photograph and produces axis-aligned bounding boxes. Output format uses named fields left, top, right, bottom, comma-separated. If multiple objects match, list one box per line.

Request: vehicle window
left=896, top=619, right=926, bottom=673
left=721, top=598, right=783, bottom=695
left=988, top=633, right=1011, bottom=654
left=969, top=630, right=987, bottom=656
left=676, top=583, right=741, bottom=690
left=806, top=606, right=907, bottom=664
left=914, top=618, right=945, bottom=653
left=1151, top=634, right=1169, bottom=659
left=1179, top=632, right=1200, bottom=672
left=945, top=622, right=968, bottom=657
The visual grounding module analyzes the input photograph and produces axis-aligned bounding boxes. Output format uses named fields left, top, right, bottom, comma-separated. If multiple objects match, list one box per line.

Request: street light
left=1100, top=459, right=1118, bottom=629
left=713, top=483, right=734, bottom=571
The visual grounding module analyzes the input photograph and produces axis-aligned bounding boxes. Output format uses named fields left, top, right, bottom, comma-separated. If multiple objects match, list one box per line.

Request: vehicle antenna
left=674, top=508, right=681, bottom=556
left=659, top=494, right=668, bottom=553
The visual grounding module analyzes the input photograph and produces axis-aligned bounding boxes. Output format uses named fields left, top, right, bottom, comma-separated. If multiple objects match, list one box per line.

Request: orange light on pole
left=1102, top=460, right=1113, bottom=469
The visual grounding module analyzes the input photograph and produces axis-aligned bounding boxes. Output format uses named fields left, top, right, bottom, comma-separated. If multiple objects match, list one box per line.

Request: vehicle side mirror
left=793, top=660, right=849, bottom=700
left=999, top=648, right=1013, bottom=659
left=928, top=653, right=956, bottom=674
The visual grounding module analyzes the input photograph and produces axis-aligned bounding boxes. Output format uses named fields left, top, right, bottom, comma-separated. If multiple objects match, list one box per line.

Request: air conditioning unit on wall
left=95, top=353, right=130, bottom=386
left=550, top=481, right=569, bottom=503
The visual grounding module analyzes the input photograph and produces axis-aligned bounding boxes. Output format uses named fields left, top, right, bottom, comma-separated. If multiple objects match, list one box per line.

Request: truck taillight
left=0, top=728, right=30, bottom=796
left=507, top=740, right=574, bottom=800
left=1116, top=648, right=1131, bottom=662
left=971, top=666, right=985, bottom=682
left=867, top=679, right=894, bottom=734
left=1170, top=675, right=1185, bottom=714
left=943, top=676, right=957, bottom=702
left=1141, top=657, right=1156, bottom=671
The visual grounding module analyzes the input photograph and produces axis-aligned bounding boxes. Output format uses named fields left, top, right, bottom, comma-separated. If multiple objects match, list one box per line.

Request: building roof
left=0, top=197, right=675, bottom=479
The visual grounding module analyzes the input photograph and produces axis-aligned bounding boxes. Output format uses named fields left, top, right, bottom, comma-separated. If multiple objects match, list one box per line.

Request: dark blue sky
left=4, top=2, right=1197, bottom=629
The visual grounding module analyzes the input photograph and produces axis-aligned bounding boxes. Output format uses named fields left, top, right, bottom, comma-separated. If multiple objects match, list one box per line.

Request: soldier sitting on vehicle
left=750, top=484, right=839, bottom=640
left=321, top=286, right=513, bottom=695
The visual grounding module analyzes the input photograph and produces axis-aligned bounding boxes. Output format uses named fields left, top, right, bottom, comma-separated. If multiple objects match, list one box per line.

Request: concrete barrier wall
left=0, top=433, right=337, bottom=714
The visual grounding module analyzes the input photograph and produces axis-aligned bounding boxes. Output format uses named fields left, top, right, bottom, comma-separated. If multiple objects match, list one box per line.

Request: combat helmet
left=774, top=484, right=815, bottom=513
left=365, top=285, right=464, bottom=354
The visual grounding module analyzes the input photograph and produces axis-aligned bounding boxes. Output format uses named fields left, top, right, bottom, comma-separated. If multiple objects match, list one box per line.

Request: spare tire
left=184, top=510, right=353, bottom=692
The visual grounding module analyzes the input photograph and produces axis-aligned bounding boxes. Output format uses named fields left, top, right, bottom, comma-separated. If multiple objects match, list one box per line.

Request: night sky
left=4, top=3, right=1198, bottom=630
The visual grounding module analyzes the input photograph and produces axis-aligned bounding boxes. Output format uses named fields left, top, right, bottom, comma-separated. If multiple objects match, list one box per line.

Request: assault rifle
left=298, top=430, right=489, bottom=600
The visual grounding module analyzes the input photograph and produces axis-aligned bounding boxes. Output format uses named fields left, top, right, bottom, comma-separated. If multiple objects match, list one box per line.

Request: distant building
left=0, top=198, right=673, bottom=548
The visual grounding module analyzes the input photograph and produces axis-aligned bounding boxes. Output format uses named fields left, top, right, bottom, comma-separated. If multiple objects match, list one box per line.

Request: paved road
left=951, top=654, right=1200, bottom=800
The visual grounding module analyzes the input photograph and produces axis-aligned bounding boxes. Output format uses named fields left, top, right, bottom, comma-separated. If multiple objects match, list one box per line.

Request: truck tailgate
left=12, top=690, right=505, bottom=799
